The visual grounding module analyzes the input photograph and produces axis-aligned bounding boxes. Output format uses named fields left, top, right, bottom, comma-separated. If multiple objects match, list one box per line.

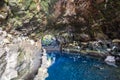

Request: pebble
left=0, top=14, right=5, bottom=19
left=106, top=48, right=111, bottom=52
left=7, top=34, right=13, bottom=38
left=17, top=37, right=22, bottom=42
left=3, top=38, right=10, bottom=44
left=5, top=47, right=10, bottom=52
left=30, top=40, right=35, bottom=45
left=2, top=31, right=7, bottom=37
left=112, top=46, right=117, bottom=50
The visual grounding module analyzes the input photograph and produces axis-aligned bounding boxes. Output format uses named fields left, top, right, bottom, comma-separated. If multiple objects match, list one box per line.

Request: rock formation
left=0, top=28, right=42, bottom=80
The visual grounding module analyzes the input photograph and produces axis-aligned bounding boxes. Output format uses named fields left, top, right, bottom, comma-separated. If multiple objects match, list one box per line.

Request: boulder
left=105, top=56, right=117, bottom=67
left=0, top=3, right=9, bottom=21
left=42, top=35, right=57, bottom=46
left=105, top=56, right=115, bottom=62
left=79, top=33, right=90, bottom=42
left=112, top=39, right=120, bottom=43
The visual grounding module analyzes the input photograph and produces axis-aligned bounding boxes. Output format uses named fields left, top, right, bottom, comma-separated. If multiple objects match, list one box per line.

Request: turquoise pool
left=46, top=51, right=120, bottom=80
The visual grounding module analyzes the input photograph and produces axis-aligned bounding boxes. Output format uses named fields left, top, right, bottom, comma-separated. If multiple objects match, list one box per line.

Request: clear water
left=46, top=51, right=120, bottom=80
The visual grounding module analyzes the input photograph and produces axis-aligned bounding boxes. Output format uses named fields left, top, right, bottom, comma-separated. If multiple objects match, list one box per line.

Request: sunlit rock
left=7, top=34, right=13, bottom=39
left=112, top=39, right=120, bottom=43
left=2, top=31, right=7, bottom=37
left=105, top=56, right=117, bottom=67
left=29, top=39, right=35, bottom=45
left=3, top=38, right=10, bottom=44
left=105, top=56, right=115, bottom=62
left=34, top=49, right=55, bottom=80
left=42, top=35, right=57, bottom=46
left=0, top=48, right=5, bottom=58
left=4, top=47, right=10, bottom=53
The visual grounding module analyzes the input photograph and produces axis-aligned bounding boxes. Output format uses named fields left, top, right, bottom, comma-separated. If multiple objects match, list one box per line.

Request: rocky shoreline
left=63, top=40, right=120, bottom=56
left=42, top=34, right=120, bottom=58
